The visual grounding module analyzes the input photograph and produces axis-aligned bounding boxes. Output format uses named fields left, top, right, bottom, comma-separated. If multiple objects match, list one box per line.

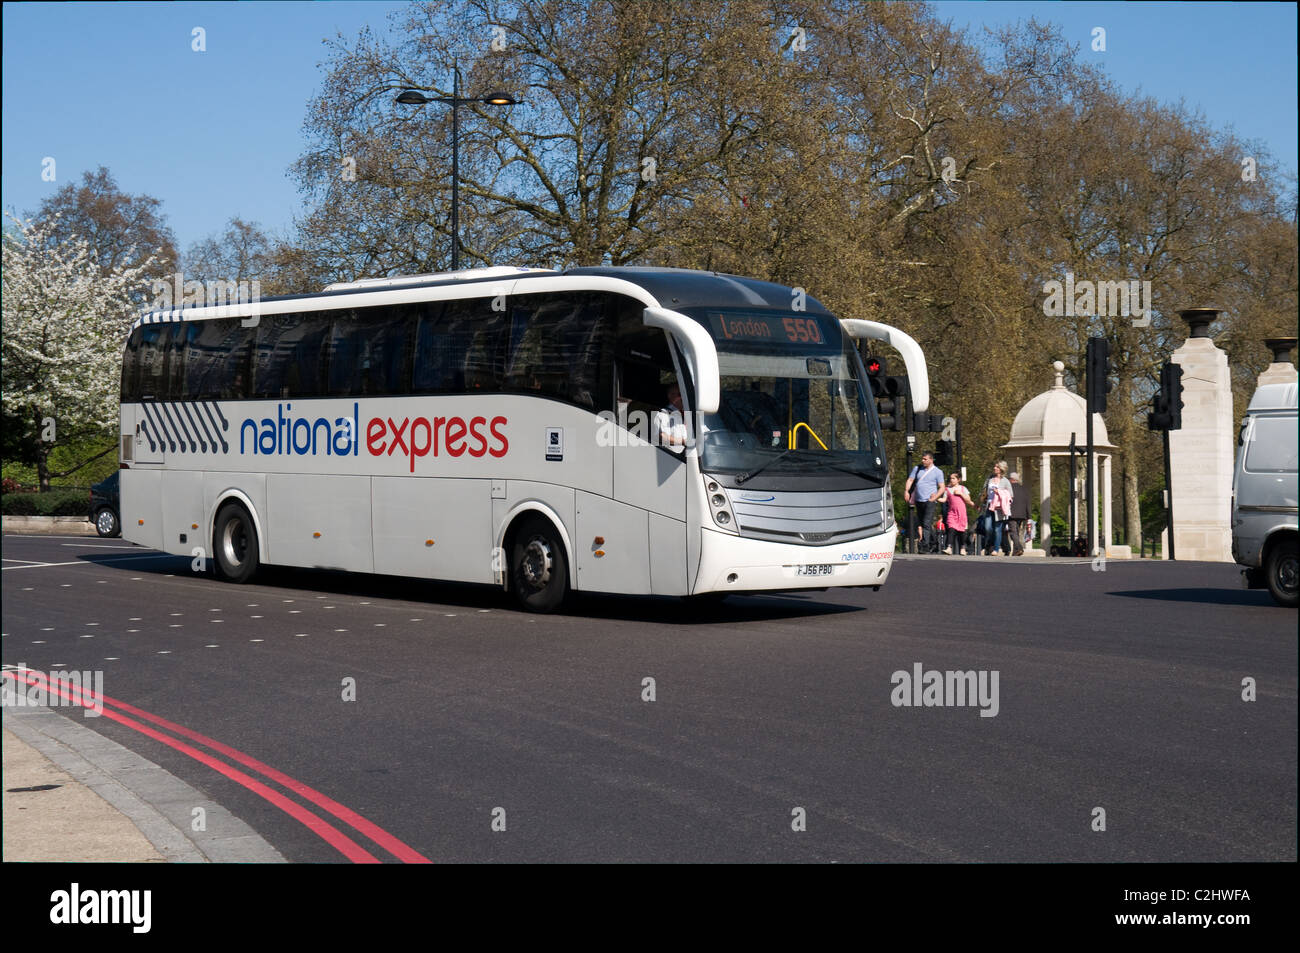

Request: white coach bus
left=118, top=266, right=929, bottom=611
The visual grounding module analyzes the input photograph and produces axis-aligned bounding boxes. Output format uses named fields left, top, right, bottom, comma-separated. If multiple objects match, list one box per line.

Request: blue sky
left=3, top=1, right=1296, bottom=256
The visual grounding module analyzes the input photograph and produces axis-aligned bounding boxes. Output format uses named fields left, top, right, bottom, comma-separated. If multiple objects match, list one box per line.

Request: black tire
left=509, top=516, right=569, bottom=613
left=1265, top=538, right=1298, bottom=608
left=94, top=506, right=120, bottom=538
left=213, top=503, right=260, bottom=584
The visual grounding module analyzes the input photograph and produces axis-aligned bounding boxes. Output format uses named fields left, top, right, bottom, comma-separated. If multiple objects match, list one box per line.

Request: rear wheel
left=94, top=506, right=119, bottom=538
left=1265, top=538, right=1298, bottom=608
left=509, top=516, right=569, bottom=613
left=213, top=503, right=260, bottom=584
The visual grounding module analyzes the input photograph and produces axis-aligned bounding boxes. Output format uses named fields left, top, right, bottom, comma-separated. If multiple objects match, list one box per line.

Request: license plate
left=796, top=564, right=834, bottom=576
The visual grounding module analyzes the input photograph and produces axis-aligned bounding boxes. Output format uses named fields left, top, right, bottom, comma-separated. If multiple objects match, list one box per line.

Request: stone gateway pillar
left=1167, top=309, right=1234, bottom=562
left=1257, top=337, right=1298, bottom=389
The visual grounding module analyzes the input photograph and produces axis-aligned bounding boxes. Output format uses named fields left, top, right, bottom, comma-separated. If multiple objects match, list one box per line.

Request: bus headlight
left=882, top=495, right=895, bottom=530
left=703, top=474, right=738, bottom=533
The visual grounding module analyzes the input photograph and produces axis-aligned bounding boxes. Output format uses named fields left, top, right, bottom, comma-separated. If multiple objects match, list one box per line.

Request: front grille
left=725, top=485, right=886, bottom=546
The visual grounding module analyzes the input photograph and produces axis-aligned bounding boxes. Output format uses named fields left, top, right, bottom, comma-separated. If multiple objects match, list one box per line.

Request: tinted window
left=121, top=327, right=141, bottom=401
left=615, top=294, right=678, bottom=414
left=254, top=313, right=330, bottom=399
left=135, top=324, right=171, bottom=399
left=413, top=297, right=507, bottom=393
left=328, top=307, right=413, bottom=396
left=182, top=319, right=255, bottom=400
left=504, top=293, right=613, bottom=411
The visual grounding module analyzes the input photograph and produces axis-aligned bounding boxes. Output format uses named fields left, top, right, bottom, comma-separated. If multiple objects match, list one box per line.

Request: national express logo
left=237, top=404, right=509, bottom=472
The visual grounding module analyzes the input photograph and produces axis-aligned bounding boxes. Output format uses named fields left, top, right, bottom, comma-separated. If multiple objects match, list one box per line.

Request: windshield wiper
left=736, top=448, right=802, bottom=485
left=736, top=450, right=879, bottom=486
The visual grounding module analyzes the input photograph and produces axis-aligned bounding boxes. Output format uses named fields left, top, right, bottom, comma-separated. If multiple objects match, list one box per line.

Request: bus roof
left=132, top=265, right=832, bottom=327
left=564, top=267, right=832, bottom=315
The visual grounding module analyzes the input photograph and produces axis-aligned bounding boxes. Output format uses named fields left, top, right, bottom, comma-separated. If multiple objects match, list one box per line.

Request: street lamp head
left=482, top=91, right=519, bottom=105
left=396, top=90, right=431, bottom=105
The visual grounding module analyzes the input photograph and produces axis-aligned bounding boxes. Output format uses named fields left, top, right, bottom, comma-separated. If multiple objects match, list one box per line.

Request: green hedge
left=1, top=488, right=91, bottom=517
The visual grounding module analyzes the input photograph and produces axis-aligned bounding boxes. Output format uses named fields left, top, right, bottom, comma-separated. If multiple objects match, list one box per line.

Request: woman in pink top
left=937, top=471, right=974, bottom=555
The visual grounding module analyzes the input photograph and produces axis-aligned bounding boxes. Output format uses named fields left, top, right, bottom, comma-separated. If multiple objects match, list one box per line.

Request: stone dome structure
left=997, top=361, right=1121, bottom=557
left=1003, top=361, right=1114, bottom=451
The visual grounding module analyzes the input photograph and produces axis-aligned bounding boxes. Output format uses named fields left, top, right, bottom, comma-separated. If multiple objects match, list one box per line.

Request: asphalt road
left=2, top=533, right=1295, bottom=863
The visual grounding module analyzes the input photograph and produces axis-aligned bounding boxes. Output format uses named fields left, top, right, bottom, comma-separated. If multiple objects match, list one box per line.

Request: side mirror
left=643, top=307, right=720, bottom=414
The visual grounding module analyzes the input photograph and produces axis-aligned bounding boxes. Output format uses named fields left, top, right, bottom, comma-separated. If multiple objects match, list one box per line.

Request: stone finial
left=1264, top=336, right=1297, bottom=364
left=1257, top=336, right=1299, bottom=387
left=1178, top=308, right=1221, bottom=339
left=1052, top=360, right=1065, bottom=387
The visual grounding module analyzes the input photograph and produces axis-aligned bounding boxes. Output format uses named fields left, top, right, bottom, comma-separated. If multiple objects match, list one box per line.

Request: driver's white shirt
left=653, top=406, right=689, bottom=452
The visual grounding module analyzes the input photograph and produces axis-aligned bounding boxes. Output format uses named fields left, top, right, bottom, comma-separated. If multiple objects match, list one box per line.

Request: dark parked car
left=89, top=471, right=120, bottom=538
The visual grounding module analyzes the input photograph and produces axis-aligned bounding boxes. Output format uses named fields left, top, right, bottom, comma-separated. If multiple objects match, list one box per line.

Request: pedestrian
left=978, top=461, right=1013, bottom=555
left=1006, top=471, right=1031, bottom=555
left=903, top=451, right=945, bottom=554
left=936, top=471, right=974, bottom=555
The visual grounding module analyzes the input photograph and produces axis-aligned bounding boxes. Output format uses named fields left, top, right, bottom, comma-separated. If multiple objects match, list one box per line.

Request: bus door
left=606, top=310, right=688, bottom=595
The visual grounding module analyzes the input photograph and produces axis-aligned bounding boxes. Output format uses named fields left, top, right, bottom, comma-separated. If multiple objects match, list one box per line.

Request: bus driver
left=654, top=382, right=689, bottom=452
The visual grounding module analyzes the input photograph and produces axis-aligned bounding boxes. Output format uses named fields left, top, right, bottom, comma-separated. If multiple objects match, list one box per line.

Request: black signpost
left=1085, top=337, right=1111, bottom=556
left=1147, top=360, right=1185, bottom=560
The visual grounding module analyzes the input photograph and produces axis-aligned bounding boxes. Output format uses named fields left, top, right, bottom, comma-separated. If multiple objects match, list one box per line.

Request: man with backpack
left=904, top=452, right=945, bottom=554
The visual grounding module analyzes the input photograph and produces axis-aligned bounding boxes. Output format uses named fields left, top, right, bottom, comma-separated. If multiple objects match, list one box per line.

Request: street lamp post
left=397, top=63, right=518, bottom=271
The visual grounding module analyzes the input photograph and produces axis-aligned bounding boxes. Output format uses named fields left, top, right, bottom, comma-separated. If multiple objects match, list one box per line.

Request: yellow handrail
left=789, top=422, right=828, bottom=450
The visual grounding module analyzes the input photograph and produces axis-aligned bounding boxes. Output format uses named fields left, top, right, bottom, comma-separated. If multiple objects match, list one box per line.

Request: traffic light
left=1086, top=336, right=1111, bottom=414
left=1147, top=361, right=1184, bottom=431
left=911, top=412, right=944, bottom=433
left=864, top=355, right=905, bottom=430
left=933, top=439, right=954, bottom=466
left=877, top=393, right=901, bottom=431
left=865, top=355, right=888, bottom=397
left=1163, top=361, right=1183, bottom=430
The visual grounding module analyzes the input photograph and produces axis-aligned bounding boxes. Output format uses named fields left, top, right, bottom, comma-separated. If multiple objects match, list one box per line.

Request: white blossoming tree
left=2, top=213, right=155, bottom=490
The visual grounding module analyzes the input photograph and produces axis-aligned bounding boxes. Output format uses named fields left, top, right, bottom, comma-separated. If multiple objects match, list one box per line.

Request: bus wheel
left=509, top=516, right=569, bottom=613
left=213, top=503, right=260, bottom=584
left=1265, top=538, right=1298, bottom=608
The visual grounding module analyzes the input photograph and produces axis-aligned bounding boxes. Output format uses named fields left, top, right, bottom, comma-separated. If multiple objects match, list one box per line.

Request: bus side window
left=614, top=296, right=678, bottom=433
left=183, top=318, right=243, bottom=400
left=121, top=326, right=142, bottom=402
left=136, top=324, right=168, bottom=399
left=256, top=313, right=329, bottom=399
left=328, top=308, right=410, bottom=397
left=412, top=302, right=450, bottom=393
left=502, top=292, right=613, bottom=412
left=456, top=299, right=506, bottom=391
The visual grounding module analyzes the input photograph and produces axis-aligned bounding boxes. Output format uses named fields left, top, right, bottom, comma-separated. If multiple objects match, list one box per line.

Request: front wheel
left=509, top=516, right=569, bottom=613
left=213, top=503, right=260, bottom=584
left=95, top=506, right=120, bottom=538
left=1265, top=538, right=1298, bottom=608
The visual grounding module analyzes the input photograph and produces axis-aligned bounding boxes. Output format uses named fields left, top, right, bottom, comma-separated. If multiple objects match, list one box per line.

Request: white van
left=1232, top=382, right=1298, bottom=607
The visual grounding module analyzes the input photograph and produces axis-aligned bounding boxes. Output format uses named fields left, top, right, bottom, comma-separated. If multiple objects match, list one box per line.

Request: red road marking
left=102, top=692, right=431, bottom=863
left=9, top=671, right=429, bottom=863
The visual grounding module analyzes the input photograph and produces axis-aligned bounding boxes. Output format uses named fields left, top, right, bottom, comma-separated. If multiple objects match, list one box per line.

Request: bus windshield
left=683, top=308, right=886, bottom=484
